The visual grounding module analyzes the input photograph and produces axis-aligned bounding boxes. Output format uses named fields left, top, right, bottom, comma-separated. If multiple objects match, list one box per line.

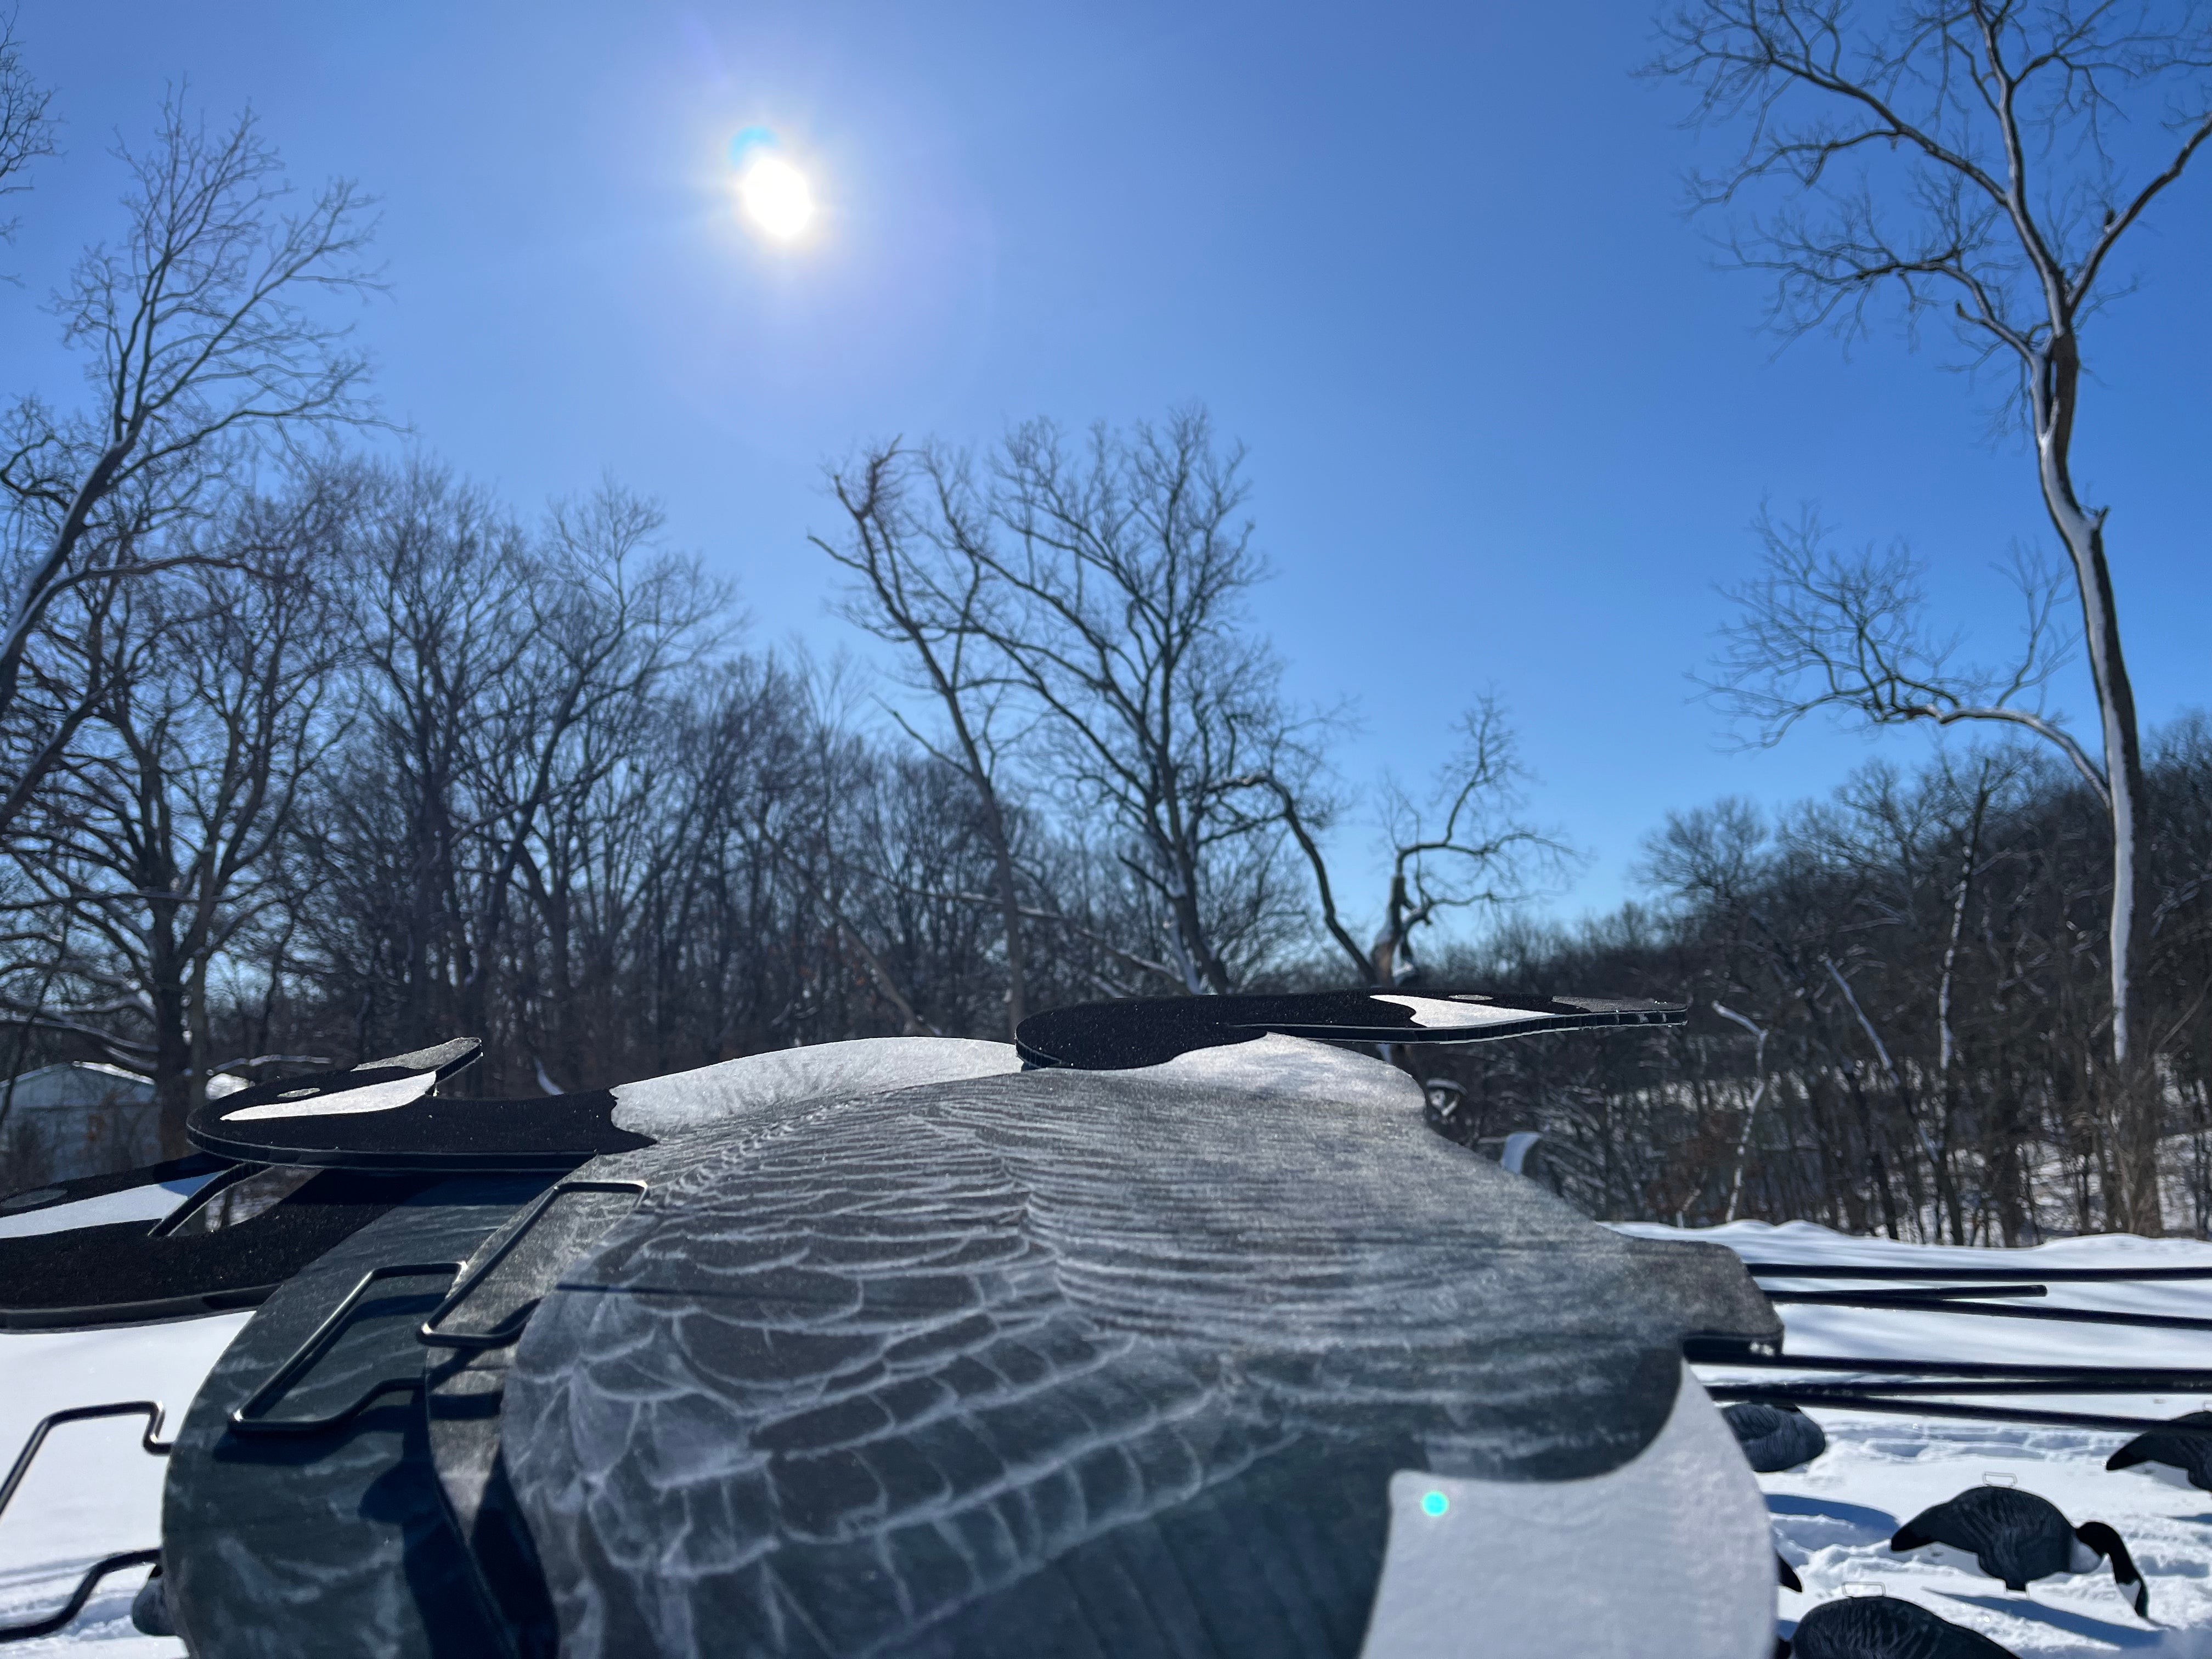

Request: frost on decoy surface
left=498, top=1036, right=1780, bottom=1657
left=20, top=1205, right=2212, bottom=1657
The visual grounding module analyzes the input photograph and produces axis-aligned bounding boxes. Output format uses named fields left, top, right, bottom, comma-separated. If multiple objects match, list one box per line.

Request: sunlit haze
left=738, top=154, right=812, bottom=240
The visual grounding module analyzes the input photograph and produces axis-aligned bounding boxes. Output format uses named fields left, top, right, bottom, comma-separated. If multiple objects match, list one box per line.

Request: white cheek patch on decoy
left=1371, top=995, right=1536, bottom=1029
left=1357, top=1370, right=1774, bottom=1659
left=221, top=1071, right=436, bottom=1121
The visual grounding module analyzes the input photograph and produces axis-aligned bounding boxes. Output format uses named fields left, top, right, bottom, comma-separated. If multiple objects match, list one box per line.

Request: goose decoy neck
left=2075, top=1521, right=2148, bottom=1616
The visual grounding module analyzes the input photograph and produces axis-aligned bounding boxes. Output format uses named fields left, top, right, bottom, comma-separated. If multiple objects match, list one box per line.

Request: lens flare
left=739, top=155, right=814, bottom=241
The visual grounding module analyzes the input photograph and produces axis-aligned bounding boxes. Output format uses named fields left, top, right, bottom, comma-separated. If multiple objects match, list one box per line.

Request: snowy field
left=1624, top=1220, right=2212, bottom=1656
left=5, top=1221, right=2211, bottom=1654
left=0, top=1314, right=246, bottom=1656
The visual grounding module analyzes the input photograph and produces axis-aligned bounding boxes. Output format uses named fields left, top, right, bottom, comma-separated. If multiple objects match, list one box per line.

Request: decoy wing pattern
left=501, top=1038, right=1778, bottom=1657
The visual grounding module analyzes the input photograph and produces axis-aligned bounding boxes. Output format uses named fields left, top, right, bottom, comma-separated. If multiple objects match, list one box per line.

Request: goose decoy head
left=2105, top=1408, right=2212, bottom=1493
left=2073, top=1520, right=2148, bottom=1618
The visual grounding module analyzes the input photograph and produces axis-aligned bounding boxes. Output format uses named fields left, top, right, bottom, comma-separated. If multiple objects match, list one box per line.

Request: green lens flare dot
left=1420, top=1491, right=1449, bottom=1517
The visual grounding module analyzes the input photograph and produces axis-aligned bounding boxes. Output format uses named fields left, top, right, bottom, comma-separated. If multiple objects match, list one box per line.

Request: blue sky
left=10, top=1, right=2208, bottom=927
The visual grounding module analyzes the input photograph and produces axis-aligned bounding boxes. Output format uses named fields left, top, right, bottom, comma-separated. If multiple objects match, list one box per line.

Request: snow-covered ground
left=0, top=1316, right=246, bottom=1657
left=1624, top=1220, right=2212, bottom=1655
left=7, top=1221, right=2211, bottom=1653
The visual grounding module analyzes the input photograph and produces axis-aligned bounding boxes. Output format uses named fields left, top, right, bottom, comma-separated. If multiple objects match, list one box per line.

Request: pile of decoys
left=0, top=987, right=2203, bottom=1656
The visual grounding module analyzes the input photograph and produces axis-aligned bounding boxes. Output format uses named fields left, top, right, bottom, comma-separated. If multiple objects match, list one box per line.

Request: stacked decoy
left=0, top=990, right=1797, bottom=1657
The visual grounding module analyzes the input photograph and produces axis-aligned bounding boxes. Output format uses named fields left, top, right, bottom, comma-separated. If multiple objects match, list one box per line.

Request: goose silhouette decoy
left=481, top=1014, right=1780, bottom=1657
left=1779, top=1595, right=2018, bottom=1657
left=1724, top=1400, right=1828, bottom=1472
left=1889, top=1486, right=2148, bottom=1617
left=2106, top=1408, right=2212, bottom=1493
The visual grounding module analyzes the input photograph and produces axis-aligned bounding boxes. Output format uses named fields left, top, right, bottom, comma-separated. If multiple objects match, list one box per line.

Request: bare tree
left=1264, top=698, right=1572, bottom=986
left=449, top=484, right=726, bottom=1066
left=815, top=442, right=1033, bottom=1036
left=1655, top=0, right=2212, bottom=1229
left=6, top=473, right=356, bottom=1146
left=305, top=464, right=536, bottom=1059
left=0, top=89, right=379, bottom=841
left=0, top=12, right=55, bottom=261
left=978, top=410, right=1305, bottom=995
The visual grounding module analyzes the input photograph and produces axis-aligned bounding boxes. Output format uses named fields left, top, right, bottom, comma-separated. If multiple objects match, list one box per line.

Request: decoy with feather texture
left=1724, top=1400, right=1828, bottom=1472
left=1889, top=1486, right=2148, bottom=1617
left=1779, top=1594, right=2018, bottom=1657
left=2106, top=1408, right=2212, bottom=1493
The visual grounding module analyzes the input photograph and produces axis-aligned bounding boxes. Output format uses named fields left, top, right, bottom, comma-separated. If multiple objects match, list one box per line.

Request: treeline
left=3, top=59, right=2205, bottom=1237
left=0, top=415, right=1556, bottom=1159
left=6, top=430, right=2210, bottom=1240
left=1417, top=730, right=2212, bottom=1243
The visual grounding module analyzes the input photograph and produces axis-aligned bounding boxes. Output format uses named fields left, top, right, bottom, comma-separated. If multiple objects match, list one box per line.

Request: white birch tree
left=1655, top=0, right=2212, bottom=1228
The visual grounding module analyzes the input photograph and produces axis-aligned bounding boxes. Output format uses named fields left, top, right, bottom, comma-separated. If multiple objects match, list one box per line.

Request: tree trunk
left=2036, top=331, right=2158, bottom=1232
left=148, top=922, right=193, bottom=1157
left=988, top=820, right=1027, bottom=1038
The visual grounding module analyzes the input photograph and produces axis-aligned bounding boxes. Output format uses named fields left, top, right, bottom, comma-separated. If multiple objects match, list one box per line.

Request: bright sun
left=739, top=156, right=814, bottom=241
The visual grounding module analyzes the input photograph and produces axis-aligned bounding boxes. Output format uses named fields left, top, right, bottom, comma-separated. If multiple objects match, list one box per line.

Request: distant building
left=0, top=1064, right=253, bottom=1192
left=0, top=1062, right=163, bottom=1189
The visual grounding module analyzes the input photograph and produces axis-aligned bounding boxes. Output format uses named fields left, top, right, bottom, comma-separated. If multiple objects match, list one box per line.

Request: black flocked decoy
left=1890, top=1486, right=2148, bottom=1617
left=1780, top=1594, right=2018, bottom=1657
left=2106, top=1408, right=2212, bottom=1492
left=1725, top=1400, right=1829, bottom=1472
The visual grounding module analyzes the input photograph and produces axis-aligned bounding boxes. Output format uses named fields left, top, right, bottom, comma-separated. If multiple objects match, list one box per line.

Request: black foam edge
left=0, top=1170, right=447, bottom=1331
left=0, top=1283, right=279, bottom=1333
left=180, top=1131, right=610, bottom=1175
left=1015, top=991, right=1690, bottom=1069
left=184, top=1039, right=483, bottom=1151
left=0, top=1153, right=234, bottom=1218
left=1251, top=1005, right=1689, bottom=1045
left=188, top=1084, right=640, bottom=1174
